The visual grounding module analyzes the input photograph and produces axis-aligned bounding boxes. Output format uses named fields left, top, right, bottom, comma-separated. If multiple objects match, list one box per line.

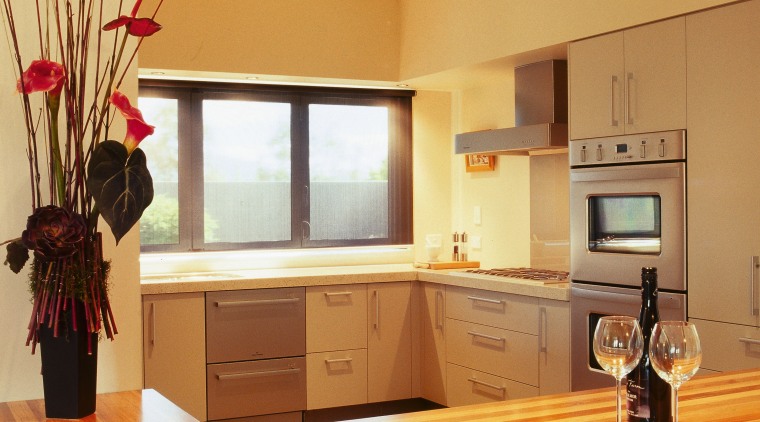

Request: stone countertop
left=141, top=264, right=570, bottom=301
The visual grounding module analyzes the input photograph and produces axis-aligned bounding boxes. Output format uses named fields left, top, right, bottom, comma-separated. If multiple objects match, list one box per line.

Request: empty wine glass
left=593, top=316, right=644, bottom=422
left=649, top=321, right=702, bottom=422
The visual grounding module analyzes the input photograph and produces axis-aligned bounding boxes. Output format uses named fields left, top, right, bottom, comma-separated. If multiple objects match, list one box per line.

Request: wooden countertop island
left=358, top=368, right=760, bottom=422
left=0, top=389, right=197, bottom=421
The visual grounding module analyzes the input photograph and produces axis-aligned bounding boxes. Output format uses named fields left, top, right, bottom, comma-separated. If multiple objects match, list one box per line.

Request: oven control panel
left=569, top=130, right=685, bottom=167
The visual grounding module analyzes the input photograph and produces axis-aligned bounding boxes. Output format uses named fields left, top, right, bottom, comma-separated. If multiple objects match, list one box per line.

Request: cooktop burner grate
left=465, top=267, right=569, bottom=281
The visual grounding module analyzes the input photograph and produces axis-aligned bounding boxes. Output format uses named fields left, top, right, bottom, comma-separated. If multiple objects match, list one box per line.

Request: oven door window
left=588, top=195, right=661, bottom=255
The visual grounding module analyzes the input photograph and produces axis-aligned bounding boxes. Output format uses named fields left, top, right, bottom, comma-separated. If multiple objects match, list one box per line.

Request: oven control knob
left=640, top=143, right=647, bottom=158
left=580, top=147, right=587, bottom=163
left=596, top=145, right=603, bottom=161
left=659, top=140, right=666, bottom=157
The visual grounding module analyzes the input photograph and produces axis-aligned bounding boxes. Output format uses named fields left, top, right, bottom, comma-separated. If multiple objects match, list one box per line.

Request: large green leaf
left=87, top=140, right=154, bottom=244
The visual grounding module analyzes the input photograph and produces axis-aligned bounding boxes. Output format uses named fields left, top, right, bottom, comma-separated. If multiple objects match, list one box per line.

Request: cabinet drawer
left=207, top=357, right=306, bottom=420
left=306, top=284, right=367, bottom=353
left=446, top=285, right=538, bottom=333
left=691, top=318, right=760, bottom=372
left=446, top=318, right=538, bottom=385
left=306, top=349, right=368, bottom=409
left=446, top=363, right=538, bottom=408
left=206, top=288, right=305, bottom=363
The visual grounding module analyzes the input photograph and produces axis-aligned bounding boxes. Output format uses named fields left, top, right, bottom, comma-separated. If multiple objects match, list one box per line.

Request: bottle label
left=627, top=372, right=651, bottom=418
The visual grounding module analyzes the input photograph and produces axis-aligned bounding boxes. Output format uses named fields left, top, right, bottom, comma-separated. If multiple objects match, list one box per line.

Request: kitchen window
left=137, top=81, right=413, bottom=253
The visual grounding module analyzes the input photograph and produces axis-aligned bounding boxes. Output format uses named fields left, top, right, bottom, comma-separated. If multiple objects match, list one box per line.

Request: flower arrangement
left=1, top=0, right=163, bottom=353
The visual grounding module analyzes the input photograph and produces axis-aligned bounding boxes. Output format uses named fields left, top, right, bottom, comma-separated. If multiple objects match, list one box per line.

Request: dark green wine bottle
left=626, top=267, right=672, bottom=421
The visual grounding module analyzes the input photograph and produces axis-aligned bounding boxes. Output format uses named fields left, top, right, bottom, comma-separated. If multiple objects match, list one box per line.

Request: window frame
left=138, top=80, right=414, bottom=253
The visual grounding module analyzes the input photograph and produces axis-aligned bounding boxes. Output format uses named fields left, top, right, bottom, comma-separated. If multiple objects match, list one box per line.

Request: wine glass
left=649, top=321, right=702, bottom=422
left=593, top=316, right=644, bottom=422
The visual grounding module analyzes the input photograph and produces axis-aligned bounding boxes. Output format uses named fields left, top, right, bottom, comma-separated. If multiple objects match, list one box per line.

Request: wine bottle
left=626, top=267, right=672, bottom=421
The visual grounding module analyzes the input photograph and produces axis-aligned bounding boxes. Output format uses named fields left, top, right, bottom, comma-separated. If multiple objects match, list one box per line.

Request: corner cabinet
left=569, top=16, right=686, bottom=140
left=686, top=0, right=760, bottom=372
left=142, top=293, right=207, bottom=421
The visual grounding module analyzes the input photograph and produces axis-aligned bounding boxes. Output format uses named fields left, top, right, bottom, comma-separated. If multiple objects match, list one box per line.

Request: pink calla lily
left=109, top=90, right=155, bottom=154
left=103, top=1, right=161, bottom=37
left=17, top=60, right=65, bottom=96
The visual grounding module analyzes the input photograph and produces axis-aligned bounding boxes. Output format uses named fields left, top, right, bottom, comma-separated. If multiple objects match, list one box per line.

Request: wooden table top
left=357, top=367, right=760, bottom=422
left=0, top=389, right=197, bottom=421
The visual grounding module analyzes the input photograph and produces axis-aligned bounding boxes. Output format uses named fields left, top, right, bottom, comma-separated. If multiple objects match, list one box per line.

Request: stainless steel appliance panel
left=207, top=356, right=306, bottom=420
left=570, top=283, right=686, bottom=391
left=206, top=288, right=306, bottom=363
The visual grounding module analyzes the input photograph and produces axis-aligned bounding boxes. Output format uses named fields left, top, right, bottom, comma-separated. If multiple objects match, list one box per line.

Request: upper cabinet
left=569, top=17, right=686, bottom=140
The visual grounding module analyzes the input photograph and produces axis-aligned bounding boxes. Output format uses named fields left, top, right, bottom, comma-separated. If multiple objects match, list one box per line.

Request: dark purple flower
left=21, top=206, right=86, bottom=259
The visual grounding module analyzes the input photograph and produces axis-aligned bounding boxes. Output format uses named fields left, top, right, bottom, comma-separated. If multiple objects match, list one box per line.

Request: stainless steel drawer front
left=207, top=357, right=306, bottom=420
left=206, top=288, right=306, bottom=363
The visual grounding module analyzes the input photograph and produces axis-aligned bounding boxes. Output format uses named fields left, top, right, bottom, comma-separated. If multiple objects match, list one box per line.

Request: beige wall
left=0, top=3, right=143, bottom=402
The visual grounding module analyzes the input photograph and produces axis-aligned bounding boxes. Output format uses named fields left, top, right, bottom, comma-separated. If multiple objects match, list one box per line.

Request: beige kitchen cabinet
left=569, top=17, right=686, bottom=140
left=538, top=299, right=570, bottom=395
left=305, top=284, right=368, bottom=409
left=367, top=281, right=413, bottom=403
left=686, top=0, right=760, bottom=369
left=445, top=363, right=537, bottom=408
left=419, top=282, right=446, bottom=406
left=143, top=293, right=206, bottom=421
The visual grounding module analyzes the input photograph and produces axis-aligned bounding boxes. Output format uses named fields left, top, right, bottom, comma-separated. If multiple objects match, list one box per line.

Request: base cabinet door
left=143, top=293, right=206, bottom=421
left=539, top=299, right=570, bottom=395
left=690, top=318, right=760, bottom=373
left=420, top=283, right=446, bottom=405
left=367, top=282, right=412, bottom=402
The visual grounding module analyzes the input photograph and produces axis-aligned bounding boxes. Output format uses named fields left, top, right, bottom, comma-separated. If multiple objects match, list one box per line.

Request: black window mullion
left=189, top=91, right=206, bottom=250
left=291, top=96, right=309, bottom=247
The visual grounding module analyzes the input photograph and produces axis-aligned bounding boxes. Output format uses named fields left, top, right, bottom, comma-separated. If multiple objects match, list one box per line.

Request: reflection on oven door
left=570, top=283, right=686, bottom=392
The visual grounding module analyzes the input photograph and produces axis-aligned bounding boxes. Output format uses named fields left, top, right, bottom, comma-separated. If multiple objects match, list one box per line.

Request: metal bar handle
left=739, top=337, right=760, bottom=346
left=217, top=367, right=301, bottom=381
left=539, top=307, right=547, bottom=353
left=610, top=75, right=619, bottom=127
left=752, top=256, right=759, bottom=316
left=149, top=302, right=156, bottom=346
left=467, top=377, right=506, bottom=393
left=324, top=291, right=353, bottom=297
left=436, top=290, right=444, bottom=330
left=215, top=297, right=300, bottom=308
left=468, top=330, right=505, bottom=343
left=467, top=295, right=504, bottom=305
left=325, top=358, right=353, bottom=364
left=626, top=72, right=634, bottom=125
left=374, top=290, right=380, bottom=329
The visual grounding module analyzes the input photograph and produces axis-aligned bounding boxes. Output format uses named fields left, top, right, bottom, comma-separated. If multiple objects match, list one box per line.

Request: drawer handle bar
left=325, top=358, right=353, bottom=364
left=467, top=295, right=504, bottom=305
left=324, top=291, right=353, bottom=297
left=751, top=256, right=759, bottom=316
left=215, top=297, right=300, bottom=307
left=468, top=330, right=505, bottom=343
left=217, top=367, right=301, bottom=380
left=739, top=337, right=760, bottom=346
left=467, top=377, right=506, bottom=393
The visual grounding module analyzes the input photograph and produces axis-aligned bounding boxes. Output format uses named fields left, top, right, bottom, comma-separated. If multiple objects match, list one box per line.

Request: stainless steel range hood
left=455, top=60, right=568, bottom=155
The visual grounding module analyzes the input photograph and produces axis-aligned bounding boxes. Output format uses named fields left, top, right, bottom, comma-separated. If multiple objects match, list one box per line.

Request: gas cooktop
left=463, top=267, right=569, bottom=282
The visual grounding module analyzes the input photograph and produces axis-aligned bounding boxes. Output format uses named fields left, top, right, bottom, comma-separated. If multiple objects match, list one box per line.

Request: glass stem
left=616, top=379, right=622, bottom=422
left=673, top=386, right=679, bottom=422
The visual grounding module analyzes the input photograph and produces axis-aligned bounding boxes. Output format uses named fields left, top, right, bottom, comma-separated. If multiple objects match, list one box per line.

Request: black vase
left=38, top=300, right=99, bottom=419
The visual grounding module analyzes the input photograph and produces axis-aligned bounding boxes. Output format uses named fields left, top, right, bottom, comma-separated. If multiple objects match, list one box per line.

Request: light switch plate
left=471, top=235, right=482, bottom=249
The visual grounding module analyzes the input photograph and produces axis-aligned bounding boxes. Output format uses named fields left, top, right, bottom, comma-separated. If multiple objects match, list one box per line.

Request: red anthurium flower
left=109, top=90, right=155, bottom=154
left=17, top=60, right=65, bottom=96
left=103, top=0, right=161, bottom=37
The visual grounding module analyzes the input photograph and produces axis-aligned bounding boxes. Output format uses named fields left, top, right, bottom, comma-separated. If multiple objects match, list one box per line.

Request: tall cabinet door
left=569, top=31, right=625, bottom=140
left=687, top=0, right=760, bottom=327
left=368, top=281, right=412, bottom=402
left=143, top=293, right=206, bottom=421
left=623, top=17, right=686, bottom=135
left=420, top=283, right=446, bottom=405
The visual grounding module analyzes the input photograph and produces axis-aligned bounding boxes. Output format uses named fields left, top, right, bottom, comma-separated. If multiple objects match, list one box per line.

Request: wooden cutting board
left=414, top=261, right=480, bottom=270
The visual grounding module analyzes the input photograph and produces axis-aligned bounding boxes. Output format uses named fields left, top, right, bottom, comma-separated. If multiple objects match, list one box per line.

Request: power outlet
left=470, top=235, right=482, bottom=249
left=474, top=205, right=482, bottom=225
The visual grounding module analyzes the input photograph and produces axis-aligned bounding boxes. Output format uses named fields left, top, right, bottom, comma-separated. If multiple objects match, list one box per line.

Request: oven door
left=570, top=161, right=685, bottom=290
left=570, top=283, right=686, bottom=391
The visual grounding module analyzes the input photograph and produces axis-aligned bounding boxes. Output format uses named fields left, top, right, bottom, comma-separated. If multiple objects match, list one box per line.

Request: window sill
left=139, top=245, right=414, bottom=275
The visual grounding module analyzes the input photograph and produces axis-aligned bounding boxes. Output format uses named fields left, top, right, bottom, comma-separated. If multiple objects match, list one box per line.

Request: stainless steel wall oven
left=569, top=129, right=687, bottom=390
